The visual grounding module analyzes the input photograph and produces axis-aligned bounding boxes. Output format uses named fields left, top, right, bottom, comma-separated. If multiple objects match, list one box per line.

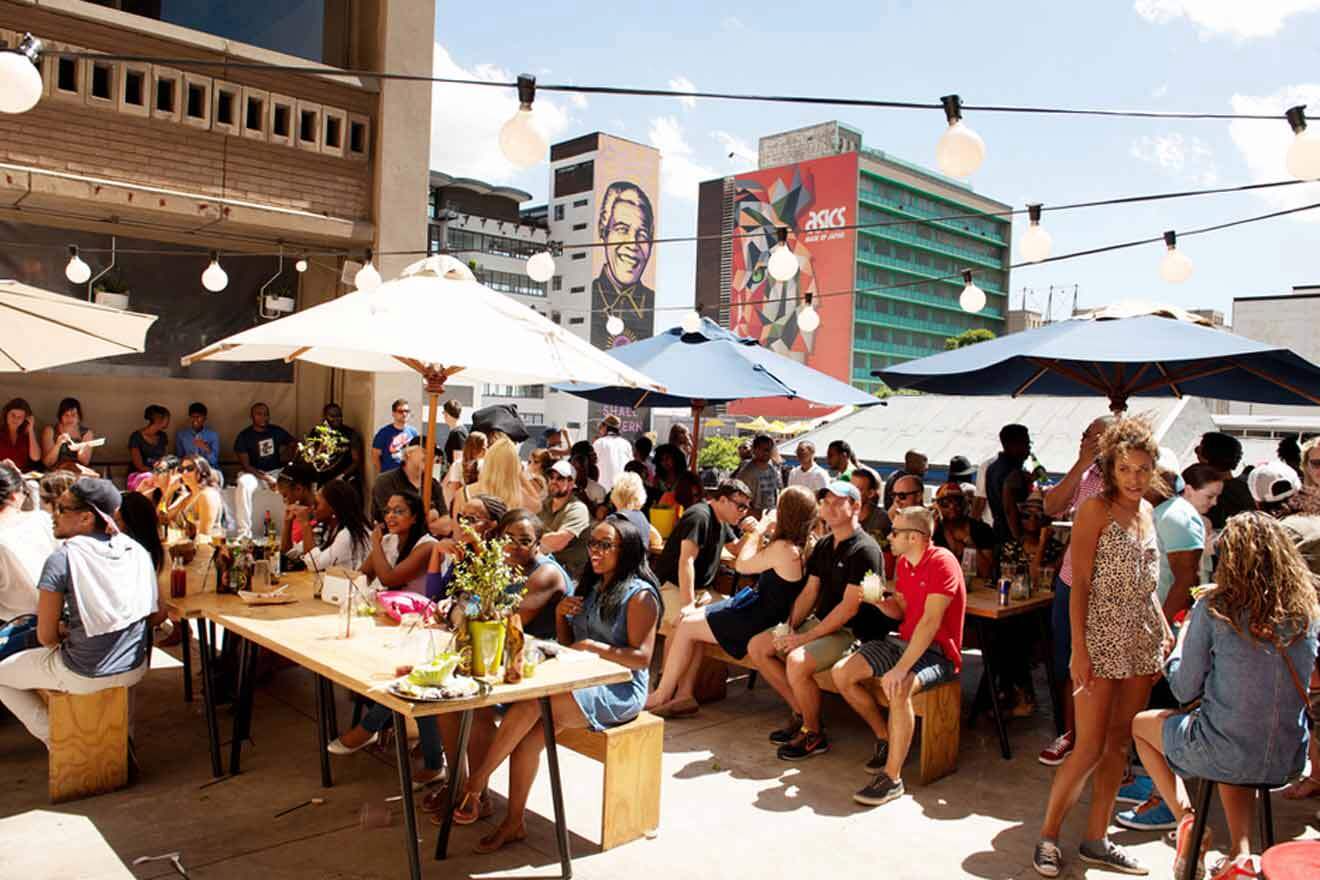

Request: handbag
left=0, top=615, right=39, bottom=662
left=1275, top=637, right=1320, bottom=726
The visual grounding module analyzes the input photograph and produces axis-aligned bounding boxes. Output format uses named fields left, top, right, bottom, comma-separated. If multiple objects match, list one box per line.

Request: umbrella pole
left=422, top=389, right=439, bottom=514
left=689, top=401, right=705, bottom=473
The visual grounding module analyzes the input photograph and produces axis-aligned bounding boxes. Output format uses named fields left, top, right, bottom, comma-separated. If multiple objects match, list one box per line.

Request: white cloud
left=722, top=15, right=746, bottom=30
left=712, top=130, right=757, bottom=162
left=648, top=116, right=717, bottom=202
left=1151, top=83, right=1169, bottom=98
left=429, top=43, right=574, bottom=181
left=669, top=76, right=697, bottom=111
left=1129, top=132, right=1219, bottom=185
left=1228, top=84, right=1320, bottom=221
left=1133, top=0, right=1320, bottom=39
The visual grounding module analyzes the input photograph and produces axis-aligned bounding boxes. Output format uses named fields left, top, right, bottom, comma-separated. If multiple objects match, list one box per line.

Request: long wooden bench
left=661, top=630, right=960, bottom=785
left=36, top=687, right=129, bottom=803
left=556, top=711, right=663, bottom=850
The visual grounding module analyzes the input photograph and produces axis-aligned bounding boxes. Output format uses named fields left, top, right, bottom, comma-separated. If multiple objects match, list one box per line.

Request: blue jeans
left=361, top=702, right=442, bottom=771
left=1050, top=574, right=1071, bottom=679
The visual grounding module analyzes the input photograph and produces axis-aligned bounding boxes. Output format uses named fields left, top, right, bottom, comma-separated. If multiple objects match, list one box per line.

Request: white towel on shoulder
left=64, top=534, right=158, bottom=637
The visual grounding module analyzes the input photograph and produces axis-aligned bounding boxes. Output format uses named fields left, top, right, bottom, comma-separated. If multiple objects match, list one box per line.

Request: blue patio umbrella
left=873, top=314, right=1320, bottom=412
left=557, top=317, right=881, bottom=466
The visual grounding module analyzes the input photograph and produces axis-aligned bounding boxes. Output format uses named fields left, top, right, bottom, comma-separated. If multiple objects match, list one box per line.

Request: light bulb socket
left=515, top=74, right=536, bottom=110
left=1286, top=105, right=1308, bottom=134
left=363, top=246, right=374, bottom=265
left=1027, top=203, right=1043, bottom=224
left=961, top=269, right=974, bottom=286
left=940, top=94, right=963, bottom=124
left=208, top=249, right=219, bottom=263
left=15, top=33, right=42, bottom=65
left=67, top=244, right=78, bottom=259
left=1163, top=230, right=1177, bottom=250
left=776, top=226, right=789, bottom=246
left=804, top=292, right=813, bottom=307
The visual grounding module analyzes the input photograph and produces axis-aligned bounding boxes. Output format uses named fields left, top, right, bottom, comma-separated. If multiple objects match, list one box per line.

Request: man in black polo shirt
left=655, top=478, right=754, bottom=626
left=746, top=480, right=889, bottom=760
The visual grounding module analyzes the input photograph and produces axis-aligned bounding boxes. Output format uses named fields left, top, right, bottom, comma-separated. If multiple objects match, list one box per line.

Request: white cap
left=1248, top=460, right=1301, bottom=505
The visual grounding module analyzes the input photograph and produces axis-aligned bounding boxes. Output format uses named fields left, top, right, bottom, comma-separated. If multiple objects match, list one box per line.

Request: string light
left=201, top=250, right=228, bottom=292
left=767, top=227, right=799, bottom=282
left=0, top=34, right=42, bottom=114
left=1018, top=203, right=1053, bottom=263
left=681, top=310, right=703, bottom=333
left=797, top=292, right=820, bottom=333
left=295, top=255, right=308, bottom=273
left=64, top=245, right=91, bottom=284
left=936, top=95, right=986, bottom=178
left=958, top=270, right=986, bottom=313
left=1158, top=230, right=1193, bottom=283
left=1285, top=105, right=1320, bottom=181
left=499, top=74, right=546, bottom=168
left=354, top=247, right=381, bottom=291
left=606, top=313, right=624, bottom=335
left=526, top=249, right=556, bottom=283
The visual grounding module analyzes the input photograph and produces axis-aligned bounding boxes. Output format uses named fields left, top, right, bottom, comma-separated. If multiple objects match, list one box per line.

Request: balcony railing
left=858, top=190, right=1007, bottom=246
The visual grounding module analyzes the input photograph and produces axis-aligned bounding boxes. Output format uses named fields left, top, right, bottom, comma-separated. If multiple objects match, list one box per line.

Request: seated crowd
left=2, top=394, right=1318, bottom=876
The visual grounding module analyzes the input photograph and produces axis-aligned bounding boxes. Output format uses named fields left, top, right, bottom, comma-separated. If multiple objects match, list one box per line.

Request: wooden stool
left=1261, top=840, right=1320, bottom=880
left=37, top=687, right=129, bottom=803
left=1181, top=779, right=1276, bottom=880
left=557, top=711, right=663, bottom=849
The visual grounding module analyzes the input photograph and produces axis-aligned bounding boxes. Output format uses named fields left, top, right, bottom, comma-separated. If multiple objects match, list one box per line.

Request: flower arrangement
left=295, top=424, right=348, bottom=473
left=447, top=530, right=524, bottom=621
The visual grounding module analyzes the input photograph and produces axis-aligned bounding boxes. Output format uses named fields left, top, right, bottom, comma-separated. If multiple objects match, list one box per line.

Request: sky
left=429, top=0, right=1320, bottom=331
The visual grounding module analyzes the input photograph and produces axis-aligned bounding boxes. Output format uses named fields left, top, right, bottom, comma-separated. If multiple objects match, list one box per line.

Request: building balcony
left=855, top=278, right=1004, bottom=320
left=853, top=336, right=939, bottom=359
left=857, top=254, right=1007, bottom=297
left=855, top=309, right=997, bottom=342
left=857, top=225, right=1003, bottom=272
left=858, top=190, right=1007, bottom=246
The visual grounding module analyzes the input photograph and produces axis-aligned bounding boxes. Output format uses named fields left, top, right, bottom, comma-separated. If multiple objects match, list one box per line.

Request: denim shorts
left=1050, top=574, right=1071, bottom=677
left=855, top=635, right=956, bottom=690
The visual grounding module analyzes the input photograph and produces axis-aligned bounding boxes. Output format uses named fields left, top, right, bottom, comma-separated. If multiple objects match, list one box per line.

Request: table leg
left=393, top=712, right=422, bottom=880
left=975, top=618, right=1012, bottom=760
left=195, top=618, right=223, bottom=778
left=323, top=679, right=340, bottom=741
left=434, top=709, right=473, bottom=861
left=180, top=619, right=193, bottom=703
left=230, top=638, right=259, bottom=775
left=1037, top=608, right=1064, bottom=737
left=312, top=674, right=333, bottom=788
left=540, top=697, right=573, bottom=879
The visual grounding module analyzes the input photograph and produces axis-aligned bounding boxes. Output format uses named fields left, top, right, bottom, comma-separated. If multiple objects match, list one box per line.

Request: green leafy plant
left=944, top=328, right=996, bottom=350
left=448, top=530, right=523, bottom=621
left=697, top=434, right=741, bottom=471
left=93, top=272, right=130, bottom=294
left=295, top=424, right=348, bottom=473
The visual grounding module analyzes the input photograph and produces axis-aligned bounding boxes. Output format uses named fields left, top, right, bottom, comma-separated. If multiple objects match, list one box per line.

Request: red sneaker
left=1208, top=854, right=1259, bottom=879
left=1038, top=731, right=1073, bottom=766
left=1173, top=812, right=1212, bottom=880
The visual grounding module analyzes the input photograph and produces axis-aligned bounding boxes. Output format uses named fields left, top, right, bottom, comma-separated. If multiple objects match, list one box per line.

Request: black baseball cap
left=69, top=477, right=121, bottom=529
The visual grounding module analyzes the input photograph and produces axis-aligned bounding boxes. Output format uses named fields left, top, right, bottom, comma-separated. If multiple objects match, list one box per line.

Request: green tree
left=945, top=328, right=996, bottom=350
left=697, top=435, right=741, bottom=472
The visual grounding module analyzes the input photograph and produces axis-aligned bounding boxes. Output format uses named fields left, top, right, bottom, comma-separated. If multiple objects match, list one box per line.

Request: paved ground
left=2, top=642, right=1317, bottom=879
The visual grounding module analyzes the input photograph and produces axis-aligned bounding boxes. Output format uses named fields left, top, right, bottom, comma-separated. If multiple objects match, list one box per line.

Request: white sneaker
left=327, top=731, right=378, bottom=755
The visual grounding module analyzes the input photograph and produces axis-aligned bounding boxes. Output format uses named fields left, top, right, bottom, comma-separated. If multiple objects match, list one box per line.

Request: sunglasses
left=587, top=539, right=618, bottom=552
left=891, top=527, right=930, bottom=537
left=1308, top=458, right=1320, bottom=468
left=55, top=502, right=87, bottom=515
left=894, top=490, right=923, bottom=499
left=934, top=496, right=963, bottom=506
left=180, top=464, right=197, bottom=474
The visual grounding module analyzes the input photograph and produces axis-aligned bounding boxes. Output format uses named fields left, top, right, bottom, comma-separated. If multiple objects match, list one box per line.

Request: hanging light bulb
left=64, top=245, right=91, bottom=284
left=606, top=313, right=624, bottom=335
left=958, top=270, right=986, bottom=313
left=797, top=292, right=821, bottom=333
left=1285, top=105, right=1320, bottom=181
left=499, top=74, right=547, bottom=168
left=355, top=247, right=381, bottom=290
left=1018, top=203, right=1053, bottom=263
left=1159, top=230, right=1193, bottom=283
left=767, top=226, right=799, bottom=282
left=0, top=34, right=43, bottom=115
left=526, top=249, right=556, bottom=283
left=295, top=255, right=308, bottom=273
left=935, top=94, right=986, bottom=178
left=201, top=250, right=228, bottom=292
left=680, top=310, right=703, bottom=334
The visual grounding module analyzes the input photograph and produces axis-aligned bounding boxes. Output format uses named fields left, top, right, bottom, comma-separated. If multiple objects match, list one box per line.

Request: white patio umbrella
left=0, top=279, right=158, bottom=371
left=183, top=256, right=664, bottom=511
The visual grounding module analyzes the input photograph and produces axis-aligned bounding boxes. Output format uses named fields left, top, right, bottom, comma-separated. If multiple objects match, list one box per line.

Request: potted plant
left=92, top=271, right=131, bottom=309
left=447, top=531, right=524, bottom=677
left=294, top=424, right=348, bottom=475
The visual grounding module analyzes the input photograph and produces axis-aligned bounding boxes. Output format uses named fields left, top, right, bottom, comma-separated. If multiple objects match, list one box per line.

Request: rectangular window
left=554, top=160, right=594, bottom=198
left=90, top=61, right=115, bottom=101
left=56, top=57, right=78, bottom=93
left=573, top=198, right=588, bottom=207
left=569, top=285, right=585, bottom=293
left=348, top=117, right=369, bottom=158
left=572, top=223, right=587, bottom=231
left=571, top=252, right=586, bottom=261
left=552, top=276, right=563, bottom=291
left=523, top=412, right=545, bottom=426
left=569, top=317, right=585, bottom=325
left=123, top=69, right=146, bottom=107
left=553, top=204, right=565, bottom=221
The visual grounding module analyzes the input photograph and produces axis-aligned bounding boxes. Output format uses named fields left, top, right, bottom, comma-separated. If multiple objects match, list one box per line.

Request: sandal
left=1282, top=775, right=1320, bottom=800
left=475, top=823, right=526, bottom=854
left=451, top=791, right=482, bottom=826
left=426, top=789, right=493, bottom=824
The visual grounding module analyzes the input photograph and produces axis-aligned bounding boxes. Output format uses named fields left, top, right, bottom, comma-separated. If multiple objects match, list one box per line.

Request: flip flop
left=652, top=697, right=700, bottom=719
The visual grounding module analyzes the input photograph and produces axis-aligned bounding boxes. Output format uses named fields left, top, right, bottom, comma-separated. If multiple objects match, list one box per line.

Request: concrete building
left=695, top=121, right=1011, bottom=417
left=0, top=0, right=435, bottom=488
left=1229, top=285, right=1320, bottom=418
left=540, top=132, right=661, bottom=439
left=1005, top=308, right=1043, bottom=335
left=426, top=171, right=550, bottom=426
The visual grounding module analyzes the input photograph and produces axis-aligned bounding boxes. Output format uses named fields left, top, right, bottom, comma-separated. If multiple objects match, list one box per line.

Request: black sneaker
left=864, top=738, right=890, bottom=773
left=768, top=713, right=804, bottom=745
left=1077, top=838, right=1147, bottom=876
left=777, top=729, right=829, bottom=761
left=1032, top=840, right=1062, bottom=878
left=853, top=772, right=904, bottom=806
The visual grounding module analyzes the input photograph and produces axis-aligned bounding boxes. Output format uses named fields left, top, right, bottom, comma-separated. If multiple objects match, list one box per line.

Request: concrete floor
left=2, top=644, right=1318, bottom=880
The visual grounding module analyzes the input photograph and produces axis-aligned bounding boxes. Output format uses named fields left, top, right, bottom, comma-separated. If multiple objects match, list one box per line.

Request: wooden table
left=206, top=582, right=630, bottom=880
left=964, top=584, right=1059, bottom=760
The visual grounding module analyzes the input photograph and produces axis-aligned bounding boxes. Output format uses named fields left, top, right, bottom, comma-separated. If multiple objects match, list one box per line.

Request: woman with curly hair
left=1033, top=417, right=1174, bottom=878
left=1131, top=513, right=1319, bottom=880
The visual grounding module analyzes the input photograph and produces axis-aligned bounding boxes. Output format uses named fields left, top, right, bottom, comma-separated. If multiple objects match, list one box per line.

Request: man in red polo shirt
left=832, top=504, right=965, bottom=807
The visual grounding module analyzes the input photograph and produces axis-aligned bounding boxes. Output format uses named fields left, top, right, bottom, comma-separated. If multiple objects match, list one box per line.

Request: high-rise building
left=538, top=133, right=661, bottom=438
left=695, top=121, right=1011, bottom=417
left=1228, top=285, right=1320, bottom=417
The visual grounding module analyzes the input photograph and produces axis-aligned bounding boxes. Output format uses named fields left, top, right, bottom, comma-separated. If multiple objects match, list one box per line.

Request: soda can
left=997, top=578, right=1011, bottom=607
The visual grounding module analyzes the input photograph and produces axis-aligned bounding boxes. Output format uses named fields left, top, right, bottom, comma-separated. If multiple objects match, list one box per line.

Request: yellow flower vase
left=467, top=619, right=507, bottom=678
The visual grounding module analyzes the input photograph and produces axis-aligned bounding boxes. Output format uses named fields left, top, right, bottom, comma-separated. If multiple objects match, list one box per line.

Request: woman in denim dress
left=1133, top=512, right=1320, bottom=880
